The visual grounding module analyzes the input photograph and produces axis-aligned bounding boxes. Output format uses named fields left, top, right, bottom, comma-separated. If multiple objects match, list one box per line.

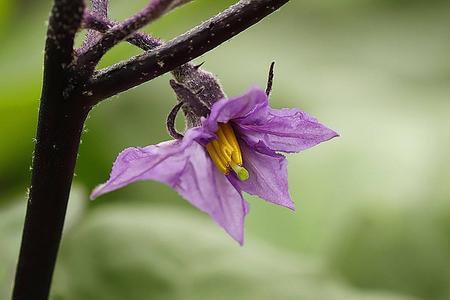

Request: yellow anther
left=221, top=123, right=242, bottom=165
left=206, top=143, right=228, bottom=174
left=206, top=123, right=249, bottom=181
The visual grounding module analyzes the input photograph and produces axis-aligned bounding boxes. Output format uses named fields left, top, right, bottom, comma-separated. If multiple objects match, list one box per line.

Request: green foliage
left=327, top=199, right=450, bottom=300
left=51, top=204, right=419, bottom=300
left=0, top=185, right=86, bottom=300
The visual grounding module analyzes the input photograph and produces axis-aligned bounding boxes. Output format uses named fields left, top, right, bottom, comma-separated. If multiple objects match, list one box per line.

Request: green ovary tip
left=230, top=162, right=249, bottom=181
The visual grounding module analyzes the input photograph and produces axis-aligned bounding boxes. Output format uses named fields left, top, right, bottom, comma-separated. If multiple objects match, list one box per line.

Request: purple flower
left=91, top=86, right=338, bottom=244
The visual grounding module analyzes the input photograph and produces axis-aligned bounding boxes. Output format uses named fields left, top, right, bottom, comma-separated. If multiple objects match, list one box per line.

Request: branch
left=81, top=0, right=109, bottom=52
left=83, top=13, right=227, bottom=109
left=77, top=0, right=193, bottom=72
left=91, top=0, right=109, bottom=19
left=82, top=11, right=163, bottom=51
left=83, top=0, right=290, bottom=105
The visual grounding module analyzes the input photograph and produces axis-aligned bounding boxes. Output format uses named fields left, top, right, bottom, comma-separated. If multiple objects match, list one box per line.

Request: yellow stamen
left=221, top=123, right=242, bottom=165
left=206, top=143, right=228, bottom=174
left=206, top=123, right=249, bottom=181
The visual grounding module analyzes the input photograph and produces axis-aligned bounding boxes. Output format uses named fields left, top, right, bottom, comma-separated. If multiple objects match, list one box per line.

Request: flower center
left=206, top=123, right=249, bottom=181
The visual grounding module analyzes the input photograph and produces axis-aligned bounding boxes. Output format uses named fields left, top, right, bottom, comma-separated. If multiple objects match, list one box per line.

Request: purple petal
left=236, top=107, right=338, bottom=153
left=203, top=86, right=337, bottom=153
left=90, top=140, right=191, bottom=198
left=229, top=140, right=295, bottom=210
left=91, top=128, right=247, bottom=244
left=203, top=86, right=268, bottom=133
left=176, top=151, right=248, bottom=244
left=90, top=129, right=206, bottom=198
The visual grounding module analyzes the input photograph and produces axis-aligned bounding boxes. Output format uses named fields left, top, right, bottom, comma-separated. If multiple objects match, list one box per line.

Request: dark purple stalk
left=11, top=1, right=86, bottom=300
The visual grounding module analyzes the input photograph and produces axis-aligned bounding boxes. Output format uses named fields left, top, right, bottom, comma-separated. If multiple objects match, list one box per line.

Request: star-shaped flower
left=91, top=87, right=338, bottom=244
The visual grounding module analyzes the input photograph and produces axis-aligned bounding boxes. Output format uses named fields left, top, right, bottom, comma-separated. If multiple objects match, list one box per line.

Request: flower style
left=91, top=86, right=338, bottom=244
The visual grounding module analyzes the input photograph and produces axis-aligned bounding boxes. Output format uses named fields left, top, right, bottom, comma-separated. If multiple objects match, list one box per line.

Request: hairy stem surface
left=12, top=0, right=86, bottom=299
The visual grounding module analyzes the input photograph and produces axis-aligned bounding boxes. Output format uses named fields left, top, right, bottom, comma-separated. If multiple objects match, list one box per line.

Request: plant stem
left=12, top=100, right=88, bottom=300
left=12, top=0, right=85, bottom=299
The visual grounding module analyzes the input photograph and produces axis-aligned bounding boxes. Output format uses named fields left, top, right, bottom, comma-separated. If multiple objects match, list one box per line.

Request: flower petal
left=90, top=141, right=189, bottom=199
left=229, top=140, right=295, bottom=210
left=203, top=86, right=268, bottom=133
left=203, top=86, right=337, bottom=153
left=90, top=129, right=207, bottom=198
left=236, top=107, right=338, bottom=153
left=176, top=150, right=248, bottom=244
left=91, top=129, right=247, bottom=244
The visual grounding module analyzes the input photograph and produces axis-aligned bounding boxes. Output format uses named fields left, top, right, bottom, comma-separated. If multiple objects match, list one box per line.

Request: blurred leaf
left=51, top=204, right=419, bottom=300
left=0, top=184, right=87, bottom=299
left=0, top=0, right=14, bottom=36
left=326, top=200, right=450, bottom=300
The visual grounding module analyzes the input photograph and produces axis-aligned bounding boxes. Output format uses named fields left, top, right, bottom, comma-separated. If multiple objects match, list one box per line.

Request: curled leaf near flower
left=91, top=87, right=338, bottom=244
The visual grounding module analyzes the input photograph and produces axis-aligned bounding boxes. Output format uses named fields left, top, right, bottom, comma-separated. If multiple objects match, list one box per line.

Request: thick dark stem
left=12, top=0, right=86, bottom=299
left=12, top=103, right=88, bottom=300
left=83, top=0, right=290, bottom=105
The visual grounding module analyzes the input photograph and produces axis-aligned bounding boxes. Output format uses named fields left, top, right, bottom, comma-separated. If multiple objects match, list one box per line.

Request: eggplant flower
left=91, top=86, right=338, bottom=244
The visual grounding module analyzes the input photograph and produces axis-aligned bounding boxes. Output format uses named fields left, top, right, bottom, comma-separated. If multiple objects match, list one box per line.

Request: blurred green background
left=1, top=0, right=450, bottom=299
